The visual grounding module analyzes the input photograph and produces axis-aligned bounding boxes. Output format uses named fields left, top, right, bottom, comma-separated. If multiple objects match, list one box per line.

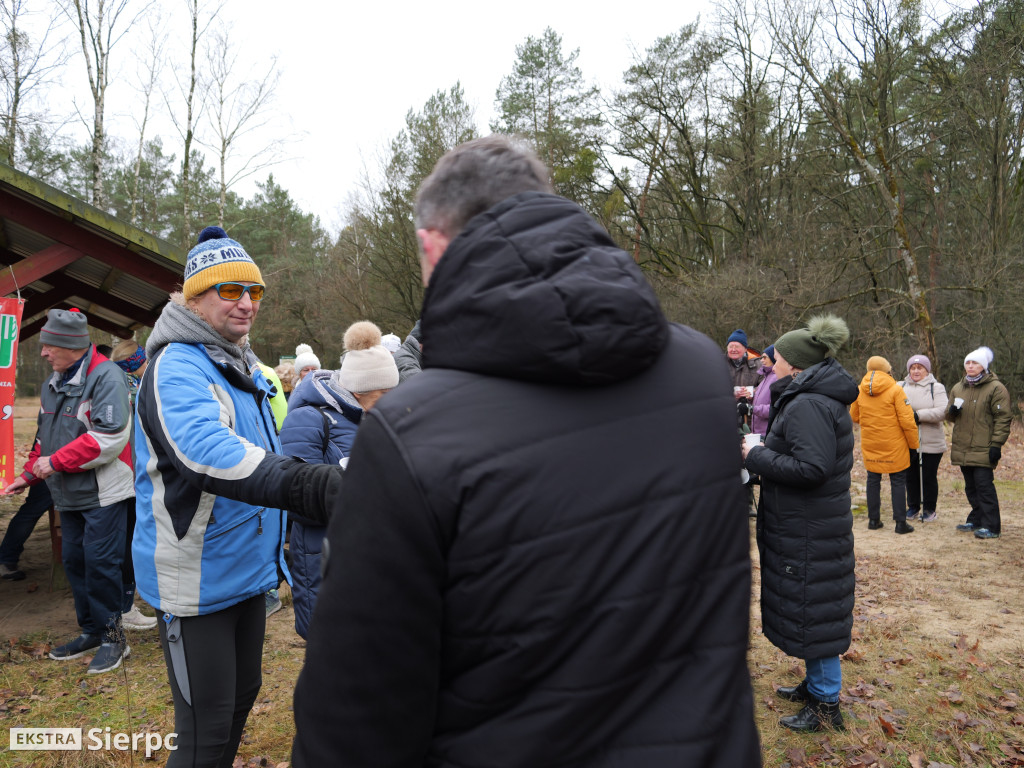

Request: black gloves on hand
left=989, top=446, right=1001, bottom=467
left=948, top=403, right=961, bottom=419
left=737, top=401, right=751, bottom=418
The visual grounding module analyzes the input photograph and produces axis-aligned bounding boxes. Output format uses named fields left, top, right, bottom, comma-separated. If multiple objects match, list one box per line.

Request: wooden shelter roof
left=0, top=164, right=183, bottom=340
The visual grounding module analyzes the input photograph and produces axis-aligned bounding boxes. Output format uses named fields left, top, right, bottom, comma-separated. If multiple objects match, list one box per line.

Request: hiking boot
left=49, top=633, right=101, bottom=660
left=868, top=519, right=883, bottom=530
left=121, top=605, right=157, bottom=630
left=265, top=589, right=282, bottom=618
left=956, top=522, right=976, bottom=532
left=905, top=509, right=919, bottom=521
left=780, top=697, right=845, bottom=732
left=0, top=563, right=25, bottom=581
left=87, top=642, right=130, bottom=674
left=973, top=528, right=1000, bottom=539
left=922, top=510, right=937, bottom=522
left=776, top=679, right=810, bottom=703
left=895, top=520, right=915, bottom=534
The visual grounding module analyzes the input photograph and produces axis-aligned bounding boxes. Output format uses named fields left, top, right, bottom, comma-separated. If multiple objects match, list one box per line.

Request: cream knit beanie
left=334, top=321, right=399, bottom=393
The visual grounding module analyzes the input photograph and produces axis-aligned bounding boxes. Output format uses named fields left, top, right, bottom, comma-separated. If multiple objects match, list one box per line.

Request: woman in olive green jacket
left=946, top=346, right=1011, bottom=539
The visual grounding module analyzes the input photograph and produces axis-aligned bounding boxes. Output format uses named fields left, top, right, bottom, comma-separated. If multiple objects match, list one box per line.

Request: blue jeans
left=0, top=482, right=53, bottom=567
left=805, top=656, right=841, bottom=703
left=60, top=500, right=128, bottom=638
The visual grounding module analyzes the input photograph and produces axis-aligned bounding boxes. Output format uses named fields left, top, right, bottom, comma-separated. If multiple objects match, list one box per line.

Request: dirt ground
left=2, top=411, right=1022, bottom=659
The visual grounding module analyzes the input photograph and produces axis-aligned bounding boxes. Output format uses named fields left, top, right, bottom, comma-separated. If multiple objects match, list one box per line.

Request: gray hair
left=414, top=135, right=552, bottom=239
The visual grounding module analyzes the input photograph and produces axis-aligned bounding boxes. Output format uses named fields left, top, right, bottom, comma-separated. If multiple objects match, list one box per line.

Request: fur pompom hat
left=964, top=346, right=994, bottom=371
left=293, top=343, right=321, bottom=374
left=773, top=315, right=850, bottom=371
left=334, top=321, right=399, bottom=394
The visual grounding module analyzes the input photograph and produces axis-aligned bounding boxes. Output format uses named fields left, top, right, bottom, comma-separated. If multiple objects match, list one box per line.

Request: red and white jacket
left=23, top=346, right=134, bottom=511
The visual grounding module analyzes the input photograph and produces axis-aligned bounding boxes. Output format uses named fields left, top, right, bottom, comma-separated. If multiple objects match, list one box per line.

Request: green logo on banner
left=0, top=314, right=18, bottom=368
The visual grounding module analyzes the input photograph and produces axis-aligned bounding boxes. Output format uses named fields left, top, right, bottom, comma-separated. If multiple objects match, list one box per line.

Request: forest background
left=3, top=0, right=1023, bottom=401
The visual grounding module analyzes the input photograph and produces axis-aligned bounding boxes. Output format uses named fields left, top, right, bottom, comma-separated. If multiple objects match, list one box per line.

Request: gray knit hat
left=40, top=308, right=90, bottom=349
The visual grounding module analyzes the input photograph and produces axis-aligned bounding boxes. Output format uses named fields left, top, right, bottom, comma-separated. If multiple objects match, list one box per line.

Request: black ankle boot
left=868, top=519, right=883, bottom=530
left=779, top=696, right=845, bottom=732
left=895, top=520, right=915, bottom=534
left=776, top=679, right=809, bottom=702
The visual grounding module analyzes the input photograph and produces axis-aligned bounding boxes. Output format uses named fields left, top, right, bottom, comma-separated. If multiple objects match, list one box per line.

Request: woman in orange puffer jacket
left=850, top=356, right=920, bottom=534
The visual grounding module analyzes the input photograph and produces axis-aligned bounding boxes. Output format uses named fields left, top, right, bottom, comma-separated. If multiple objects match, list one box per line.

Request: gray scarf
left=147, top=297, right=257, bottom=376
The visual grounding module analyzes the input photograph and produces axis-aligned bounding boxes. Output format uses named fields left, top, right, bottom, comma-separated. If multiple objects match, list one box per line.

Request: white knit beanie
left=381, top=333, right=401, bottom=354
left=294, top=343, right=321, bottom=373
left=964, top=346, right=994, bottom=371
left=334, top=321, right=399, bottom=393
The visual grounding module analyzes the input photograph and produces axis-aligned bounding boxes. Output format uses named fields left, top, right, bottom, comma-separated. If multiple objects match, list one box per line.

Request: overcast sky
left=115, top=0, right=711, bottom=234
left=19, top=1, right=712, bottom=234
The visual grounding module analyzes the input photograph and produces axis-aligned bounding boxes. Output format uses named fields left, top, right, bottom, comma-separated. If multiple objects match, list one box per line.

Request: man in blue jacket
left=292, top=136, right=762, bottom=767
left=134, top=227, right=323, bottom=768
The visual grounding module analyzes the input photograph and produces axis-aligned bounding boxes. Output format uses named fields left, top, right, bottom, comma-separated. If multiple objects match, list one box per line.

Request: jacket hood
left=288, top=369, right=362, bottom=422
left=420, top=192, right=669, bottom=386
left=778, top=357, right=859, bottom=409
left=859, top=369, right=898, bottom=397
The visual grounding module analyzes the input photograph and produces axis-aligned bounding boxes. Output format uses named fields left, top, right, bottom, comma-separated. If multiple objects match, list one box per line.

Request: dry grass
left=2, top=399, right=1024, bottom=766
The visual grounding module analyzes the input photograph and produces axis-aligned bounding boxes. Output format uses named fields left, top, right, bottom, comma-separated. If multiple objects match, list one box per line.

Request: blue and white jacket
left=133, top=321, right=292, bottom=617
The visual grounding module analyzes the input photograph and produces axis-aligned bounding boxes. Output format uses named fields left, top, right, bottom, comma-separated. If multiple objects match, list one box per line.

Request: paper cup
left=743, top=433, right=762, bottom=449
left=954, top=397, right=964, bottom=408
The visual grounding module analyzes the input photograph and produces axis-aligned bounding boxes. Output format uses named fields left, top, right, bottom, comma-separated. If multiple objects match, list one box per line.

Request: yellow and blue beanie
left=183, top=226, right=263, bottom=300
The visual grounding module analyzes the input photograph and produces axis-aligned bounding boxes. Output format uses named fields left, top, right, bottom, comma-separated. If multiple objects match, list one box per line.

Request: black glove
left=737, top=401, right=751, bottom=418
left=989, top=446, right=1001, bottom=467
left=948, top=402, right=962, bottom=419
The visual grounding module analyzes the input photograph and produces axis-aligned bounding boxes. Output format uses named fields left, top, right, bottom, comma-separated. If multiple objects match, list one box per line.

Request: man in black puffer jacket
left=292, top=136, right=761, bottom=767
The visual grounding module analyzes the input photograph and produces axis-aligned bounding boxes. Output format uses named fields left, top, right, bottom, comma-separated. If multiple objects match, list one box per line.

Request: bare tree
left=60, top=0, right=148, bottom=206
left=170, top=0, right=224, bottom=245
left=0, top=0, right=68, bottom=167
left=127, top=11, right=164, bottom=225
left=200, top=24, right=280, bottom=226
left=766, top=0, right=938, bottom=362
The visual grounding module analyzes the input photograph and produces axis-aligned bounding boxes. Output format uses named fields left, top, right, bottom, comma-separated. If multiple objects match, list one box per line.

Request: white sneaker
left=121, top=605, right=157, bottom=630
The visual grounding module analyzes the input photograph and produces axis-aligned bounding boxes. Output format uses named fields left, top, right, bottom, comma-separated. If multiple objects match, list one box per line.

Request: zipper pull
left=257, top=512, right=263, bottom=535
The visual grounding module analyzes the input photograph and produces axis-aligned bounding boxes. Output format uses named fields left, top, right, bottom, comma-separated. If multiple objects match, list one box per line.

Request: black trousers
left=961, top=465, right=1000, bottom=534
left=906, top=451, right=943, bottom=513
left=867, top=469, right=907, bottom=523
left=159, top=595, right=265, bottom=768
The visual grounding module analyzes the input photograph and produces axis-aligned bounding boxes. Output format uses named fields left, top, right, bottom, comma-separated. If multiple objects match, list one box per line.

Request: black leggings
left=906, top=451, right=943, bottom=512
left=158, top=595, right=265, bottom=768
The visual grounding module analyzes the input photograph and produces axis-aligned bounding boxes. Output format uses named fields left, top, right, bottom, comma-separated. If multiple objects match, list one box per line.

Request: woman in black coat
left=742, top=315, right=859, bottom=732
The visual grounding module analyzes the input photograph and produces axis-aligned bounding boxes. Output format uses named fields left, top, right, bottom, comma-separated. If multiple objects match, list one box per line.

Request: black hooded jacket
left=293, top=192, right=761, bottom=767
left=745, top=357, right=859, bottom=660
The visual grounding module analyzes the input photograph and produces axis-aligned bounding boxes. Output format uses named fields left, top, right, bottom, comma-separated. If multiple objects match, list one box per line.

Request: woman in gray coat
left=900, top=355, right=948, bottom=522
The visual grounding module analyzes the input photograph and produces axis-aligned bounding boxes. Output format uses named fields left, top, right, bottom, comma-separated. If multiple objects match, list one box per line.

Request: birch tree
left=60, top=0, right=147, bottom=206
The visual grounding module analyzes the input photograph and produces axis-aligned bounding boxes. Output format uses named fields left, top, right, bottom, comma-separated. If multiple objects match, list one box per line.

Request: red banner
left=0, top=298, right=24, bottom=491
